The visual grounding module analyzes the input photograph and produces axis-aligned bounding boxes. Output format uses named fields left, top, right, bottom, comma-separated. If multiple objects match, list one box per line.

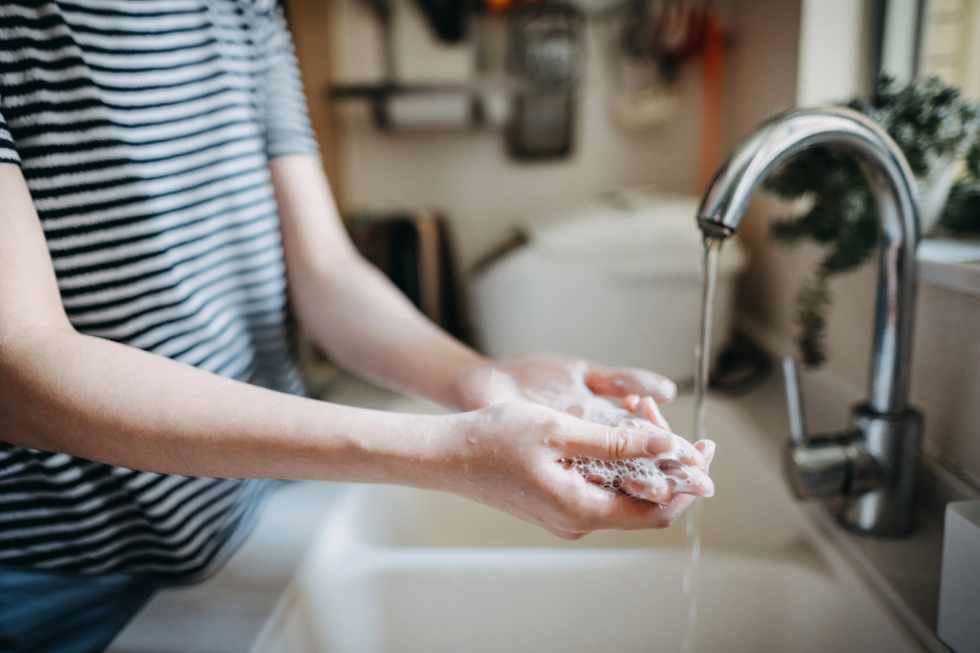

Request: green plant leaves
left=762, top=75, right=980, bottom=368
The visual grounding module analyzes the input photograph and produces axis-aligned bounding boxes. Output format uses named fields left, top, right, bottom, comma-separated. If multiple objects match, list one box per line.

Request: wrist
left=401, top=411, right=473, bottom=494
left=447, top=356, right=497, bottom=412
left=346, top=409, right=466, bottom=493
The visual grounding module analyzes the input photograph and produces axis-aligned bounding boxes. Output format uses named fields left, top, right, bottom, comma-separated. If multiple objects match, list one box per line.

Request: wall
left=283, top=0, right=343, bottom=194
left=327, top=0, right=706, bottom=268
left=919, top=0, right=980, bottom=99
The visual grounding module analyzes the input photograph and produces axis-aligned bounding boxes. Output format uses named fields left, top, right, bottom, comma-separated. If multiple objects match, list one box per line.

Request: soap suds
left=563, top=445, right=714, bottom=504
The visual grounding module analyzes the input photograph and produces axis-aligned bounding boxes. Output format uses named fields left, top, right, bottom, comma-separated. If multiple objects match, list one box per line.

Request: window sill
left=918, top=239, right=980, bottom=298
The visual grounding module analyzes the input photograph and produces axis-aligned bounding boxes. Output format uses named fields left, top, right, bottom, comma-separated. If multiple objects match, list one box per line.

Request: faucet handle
left=781, top=354, right=857, bottom=499
left=782, top=355, right=806, bottom=445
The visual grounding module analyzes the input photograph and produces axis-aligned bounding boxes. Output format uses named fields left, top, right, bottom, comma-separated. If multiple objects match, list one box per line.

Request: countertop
left=106, top=481, right=342, bottom=653
left=736, top=370, right=979, bottom=653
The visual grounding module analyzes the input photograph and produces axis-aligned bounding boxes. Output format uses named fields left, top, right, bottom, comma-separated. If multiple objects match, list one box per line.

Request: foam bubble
left=563, top=450, right=713, bottom=504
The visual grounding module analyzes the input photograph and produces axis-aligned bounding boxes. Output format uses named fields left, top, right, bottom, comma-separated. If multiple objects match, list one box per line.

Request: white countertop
left=918, top=239, right=980, bottom=297
left=106, top=481, right=342, bottom=653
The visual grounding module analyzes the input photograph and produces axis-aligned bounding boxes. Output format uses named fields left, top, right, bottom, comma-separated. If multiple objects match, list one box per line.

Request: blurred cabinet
left=282, top=0, right=345, bottom=208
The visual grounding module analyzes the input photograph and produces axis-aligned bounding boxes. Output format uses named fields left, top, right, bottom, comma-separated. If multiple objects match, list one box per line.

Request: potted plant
left=764, top=76, right=980, bottom=367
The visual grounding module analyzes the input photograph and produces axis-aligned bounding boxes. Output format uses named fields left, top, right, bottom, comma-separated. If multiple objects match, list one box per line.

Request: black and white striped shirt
left=0, top=0, right=318, bottom=578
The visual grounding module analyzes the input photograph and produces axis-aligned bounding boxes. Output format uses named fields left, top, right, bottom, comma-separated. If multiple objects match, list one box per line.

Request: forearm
left=270, top=156, right=485, bottom=408
left=0, top=324, right=446, bottom=487
left=295, top=253, right=483, bottom=406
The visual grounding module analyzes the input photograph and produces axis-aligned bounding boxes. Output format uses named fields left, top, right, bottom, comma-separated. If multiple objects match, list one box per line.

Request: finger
left=632, top=396, right=671, bottom=431
left=622, top=475, right=674, bottom=503
left=624, top=461, right=714, bottom=501
left=693, top=469, right=715, bottom=497
left=571, top=459, right=713, bottom=504
left=695, top=439, right=716, bottom=470
left=584, top=364, right=677, bottom=403
left=674, top=436, right=705, bottom=468
left=561, top=422, right=677, bottom=460
left=559, top=412, right=705, bottom=467
left=622, top=394, right=640, bottom=412
left=657, top=493, right=699, bottom=526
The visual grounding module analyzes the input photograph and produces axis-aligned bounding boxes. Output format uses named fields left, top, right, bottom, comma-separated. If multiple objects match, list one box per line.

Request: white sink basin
left=256, top=397, right=925, bottom=653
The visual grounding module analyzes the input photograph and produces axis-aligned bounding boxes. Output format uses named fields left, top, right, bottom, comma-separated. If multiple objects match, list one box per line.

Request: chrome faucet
left=697, top=107, right=922, bottom=537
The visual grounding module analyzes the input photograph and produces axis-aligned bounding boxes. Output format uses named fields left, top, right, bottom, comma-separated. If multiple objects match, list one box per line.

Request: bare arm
left=270, top=155, right=484, bottom=408
left=0, top=162, right=701, bottom=538
left=0, top=162, right=447, bottom=486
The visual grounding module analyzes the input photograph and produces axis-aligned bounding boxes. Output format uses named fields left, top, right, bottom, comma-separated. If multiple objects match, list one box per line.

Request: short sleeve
left=252, top=2, right=320, bottom=160
left=0, top=104, right=22, bottom=165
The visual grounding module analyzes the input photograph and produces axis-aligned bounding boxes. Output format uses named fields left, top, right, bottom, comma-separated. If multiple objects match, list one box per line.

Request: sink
left=254, top=396, right=925, bottom=653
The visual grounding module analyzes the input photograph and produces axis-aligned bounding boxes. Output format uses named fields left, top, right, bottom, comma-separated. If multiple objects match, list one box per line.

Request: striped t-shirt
left=0, top=0, right=318, bottom=578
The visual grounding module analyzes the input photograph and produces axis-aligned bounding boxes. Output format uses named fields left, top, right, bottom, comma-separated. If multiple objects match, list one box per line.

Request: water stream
left=680, top=234, right=724, bottom=653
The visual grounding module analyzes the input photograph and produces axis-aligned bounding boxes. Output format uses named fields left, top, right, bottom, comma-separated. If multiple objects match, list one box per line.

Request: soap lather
left=563, top=394, right=716, bottom=505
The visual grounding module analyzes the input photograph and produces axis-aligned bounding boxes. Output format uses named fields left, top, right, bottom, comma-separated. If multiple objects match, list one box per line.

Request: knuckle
left=611, top=430, right=632, bottom=458
left=549, top=420, right=576, bottom=448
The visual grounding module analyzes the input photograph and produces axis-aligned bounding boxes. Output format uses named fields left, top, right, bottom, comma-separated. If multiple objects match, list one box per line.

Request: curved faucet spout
left=697, top=107, right=920, bottom=415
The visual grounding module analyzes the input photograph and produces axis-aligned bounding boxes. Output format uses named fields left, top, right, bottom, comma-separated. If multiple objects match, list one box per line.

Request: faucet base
left=839, top=406, right=923, bottom=537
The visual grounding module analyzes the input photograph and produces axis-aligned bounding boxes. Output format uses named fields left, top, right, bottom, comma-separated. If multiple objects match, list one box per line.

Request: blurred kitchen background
left=107, top=3, right=980, bottom=651
left=281, top=0, right=980, bottom=488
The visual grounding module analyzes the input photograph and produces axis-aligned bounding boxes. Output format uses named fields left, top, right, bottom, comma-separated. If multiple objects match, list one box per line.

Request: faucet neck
left=697, top=107, right=920, bottom=414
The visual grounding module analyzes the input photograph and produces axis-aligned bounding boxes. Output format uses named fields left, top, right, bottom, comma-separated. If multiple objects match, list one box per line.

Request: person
left=0, top=1, right=715, bottom=651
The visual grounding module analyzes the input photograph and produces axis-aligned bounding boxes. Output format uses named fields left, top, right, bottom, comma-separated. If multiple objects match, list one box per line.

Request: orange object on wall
left=484, top=0, right=544, bottom=14
left=484, top=0, right=513, bottom=12
left=698, top=14, right=725, bottom=194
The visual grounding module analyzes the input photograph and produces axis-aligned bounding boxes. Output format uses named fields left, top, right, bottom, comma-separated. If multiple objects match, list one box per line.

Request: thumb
left=585, top=364, right=677, bottom=403
left=562, top=422, right=676, bottom=461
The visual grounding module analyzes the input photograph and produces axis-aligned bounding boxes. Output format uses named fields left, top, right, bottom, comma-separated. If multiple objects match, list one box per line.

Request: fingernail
left=645, top=435, right=672, bottom=454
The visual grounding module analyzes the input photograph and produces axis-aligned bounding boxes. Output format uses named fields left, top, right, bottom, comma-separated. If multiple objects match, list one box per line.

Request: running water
left=681, top=234, right=724, bottom=653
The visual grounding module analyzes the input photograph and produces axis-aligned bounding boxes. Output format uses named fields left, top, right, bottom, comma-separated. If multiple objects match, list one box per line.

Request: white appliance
left=471, top=190, right=745, bottom=382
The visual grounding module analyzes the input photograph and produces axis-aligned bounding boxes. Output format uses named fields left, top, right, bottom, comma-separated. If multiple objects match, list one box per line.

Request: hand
left=451, top=352, right=715, bottom=515
left=434, top=403, right=715, bottom=540
left=452, top=352, right=678, bottom=430
left=452, top=353, right=707, bottom=468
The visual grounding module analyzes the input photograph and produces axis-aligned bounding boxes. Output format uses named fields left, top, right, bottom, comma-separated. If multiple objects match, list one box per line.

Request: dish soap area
left=108, top=1, right=980, bottom=652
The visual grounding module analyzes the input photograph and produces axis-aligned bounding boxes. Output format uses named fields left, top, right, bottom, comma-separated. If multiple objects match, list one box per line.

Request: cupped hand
left=434, top=402, right=715, bottom=540
left=452, top=353, right=678, bottom=430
